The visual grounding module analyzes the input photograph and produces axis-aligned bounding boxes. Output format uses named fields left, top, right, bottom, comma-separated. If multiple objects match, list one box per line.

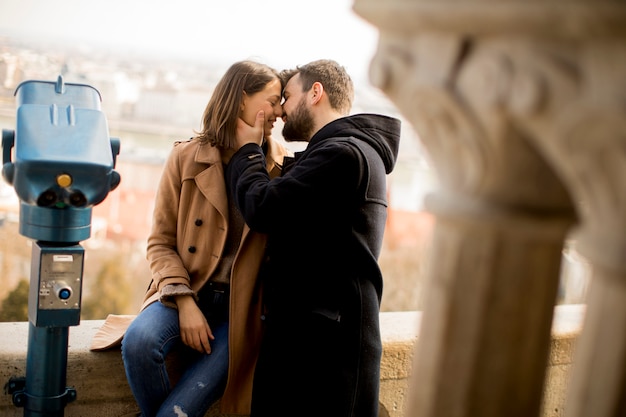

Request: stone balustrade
left=0, top=305, right=583, bottom=417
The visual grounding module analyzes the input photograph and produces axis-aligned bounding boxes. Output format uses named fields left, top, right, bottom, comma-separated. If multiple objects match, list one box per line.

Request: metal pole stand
left=7, top=242, right=84, bottom=416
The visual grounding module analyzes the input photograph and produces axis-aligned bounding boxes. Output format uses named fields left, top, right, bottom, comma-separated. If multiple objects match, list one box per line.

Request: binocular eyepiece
left=36, top=187, right=87, bottom=208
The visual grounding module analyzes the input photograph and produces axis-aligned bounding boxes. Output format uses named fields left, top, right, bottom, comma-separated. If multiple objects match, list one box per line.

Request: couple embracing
left=92, top=58, right=400, bottom=417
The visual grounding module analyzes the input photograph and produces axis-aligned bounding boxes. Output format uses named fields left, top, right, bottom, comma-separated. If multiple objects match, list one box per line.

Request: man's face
left=281, top=74, right=315, bottom=142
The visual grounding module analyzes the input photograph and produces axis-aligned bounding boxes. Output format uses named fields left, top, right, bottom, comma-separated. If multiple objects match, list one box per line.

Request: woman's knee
left=122, top=305, right=179, bottom=357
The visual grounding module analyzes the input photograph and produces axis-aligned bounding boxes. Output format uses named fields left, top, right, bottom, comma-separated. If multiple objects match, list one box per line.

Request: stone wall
left=0, top=306, right=583, bottom=417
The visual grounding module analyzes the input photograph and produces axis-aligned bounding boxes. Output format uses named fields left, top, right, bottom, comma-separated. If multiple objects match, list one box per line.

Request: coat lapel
left=193, top=142, right=229, bottom=218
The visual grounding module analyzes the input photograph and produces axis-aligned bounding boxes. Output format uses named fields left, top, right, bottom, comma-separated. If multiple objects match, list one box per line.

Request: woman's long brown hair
left=197, top=60, right=280, bottom=149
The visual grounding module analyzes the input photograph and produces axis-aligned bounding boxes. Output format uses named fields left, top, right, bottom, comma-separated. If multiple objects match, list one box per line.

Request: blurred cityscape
left=0, top=35, right=438, bottom=317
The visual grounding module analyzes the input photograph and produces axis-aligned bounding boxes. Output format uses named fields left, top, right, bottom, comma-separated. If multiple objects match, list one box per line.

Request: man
left=227, top=59, right=401, bottom=417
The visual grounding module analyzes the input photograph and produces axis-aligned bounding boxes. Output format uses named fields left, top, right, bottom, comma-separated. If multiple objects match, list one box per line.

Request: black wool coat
left=227, top=113, right=401, bottom=417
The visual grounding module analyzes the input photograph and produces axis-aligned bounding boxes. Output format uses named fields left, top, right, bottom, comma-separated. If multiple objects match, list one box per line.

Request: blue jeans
left=121, top=300, right=229, bottom=417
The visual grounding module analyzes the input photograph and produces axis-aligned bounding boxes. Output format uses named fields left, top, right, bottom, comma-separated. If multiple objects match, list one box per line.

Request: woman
left=98, top=60, right=289, bottom=417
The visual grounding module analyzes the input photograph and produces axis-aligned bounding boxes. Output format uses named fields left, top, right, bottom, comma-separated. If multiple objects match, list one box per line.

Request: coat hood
left=310, top=113, right=401, bottom=174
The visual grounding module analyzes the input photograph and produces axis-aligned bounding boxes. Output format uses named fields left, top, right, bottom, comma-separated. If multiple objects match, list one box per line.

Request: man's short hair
left=280, top=59, right=354, bottom=114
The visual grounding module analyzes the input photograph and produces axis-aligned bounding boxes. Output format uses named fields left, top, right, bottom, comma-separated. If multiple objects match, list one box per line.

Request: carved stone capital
left=356, top=0, right=626, bottom=270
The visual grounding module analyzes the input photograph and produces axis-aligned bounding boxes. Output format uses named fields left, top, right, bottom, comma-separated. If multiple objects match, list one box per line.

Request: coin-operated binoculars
left=2, top=75, right=121, bottom=417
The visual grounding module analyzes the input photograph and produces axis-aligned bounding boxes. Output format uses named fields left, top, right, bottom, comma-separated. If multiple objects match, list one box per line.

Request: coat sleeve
left=226, top=141, right=361, bottom=234
left=146, top=143, right=191, bottom=292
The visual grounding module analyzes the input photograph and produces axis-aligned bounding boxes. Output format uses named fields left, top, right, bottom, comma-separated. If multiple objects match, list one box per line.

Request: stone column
left=353, top=1, right=626, bottom=416
left=532, top=41, right=626, bottom=417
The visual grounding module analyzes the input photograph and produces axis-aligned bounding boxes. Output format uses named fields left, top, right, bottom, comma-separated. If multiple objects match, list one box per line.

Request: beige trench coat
left=91, top=136, right=289, bottom=415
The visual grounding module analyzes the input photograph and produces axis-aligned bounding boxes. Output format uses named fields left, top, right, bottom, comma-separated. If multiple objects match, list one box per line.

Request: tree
left=0, top=279, right=29, bottom=322
left=81, top=256, right=134, bottom=320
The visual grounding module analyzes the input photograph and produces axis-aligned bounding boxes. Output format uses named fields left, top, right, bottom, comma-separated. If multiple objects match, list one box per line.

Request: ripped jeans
left=121, top=299, right=229, bottom=417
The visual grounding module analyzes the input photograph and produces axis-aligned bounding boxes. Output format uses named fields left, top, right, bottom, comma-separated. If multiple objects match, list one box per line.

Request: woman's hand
left=175, top=295, right=214, bottom=354
left=236, top=110, right=265, bottom=149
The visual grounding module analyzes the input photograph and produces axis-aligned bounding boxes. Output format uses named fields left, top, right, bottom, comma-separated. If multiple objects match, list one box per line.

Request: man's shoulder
left=300, top=137, right=365, bottom=173
left=327, top=136, right=376, bottom=162
left=312, top=135, right=362, bottom=152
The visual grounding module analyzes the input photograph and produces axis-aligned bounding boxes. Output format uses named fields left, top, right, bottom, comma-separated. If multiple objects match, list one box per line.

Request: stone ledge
left=0, top=306, right=584, bottom=417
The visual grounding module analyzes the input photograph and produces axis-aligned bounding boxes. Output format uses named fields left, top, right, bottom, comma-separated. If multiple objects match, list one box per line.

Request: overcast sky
left=0, top=0, right=380, bottom=82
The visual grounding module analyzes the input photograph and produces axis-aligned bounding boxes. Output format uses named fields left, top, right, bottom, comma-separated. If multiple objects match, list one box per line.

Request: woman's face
left=241, top=78, right=283, bottom=138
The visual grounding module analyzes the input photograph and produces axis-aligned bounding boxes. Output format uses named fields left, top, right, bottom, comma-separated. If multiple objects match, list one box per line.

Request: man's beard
left=282, top=97, right=315, bottom=142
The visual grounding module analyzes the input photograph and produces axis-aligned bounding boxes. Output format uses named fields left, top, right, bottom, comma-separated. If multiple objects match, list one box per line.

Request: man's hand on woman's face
left=236, top=110, right=265, bottom=150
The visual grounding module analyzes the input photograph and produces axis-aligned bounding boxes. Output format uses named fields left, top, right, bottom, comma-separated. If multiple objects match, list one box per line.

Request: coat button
left=188, top=246, right=196, bottom=253
left=195, top=219, right=203, bottom=226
